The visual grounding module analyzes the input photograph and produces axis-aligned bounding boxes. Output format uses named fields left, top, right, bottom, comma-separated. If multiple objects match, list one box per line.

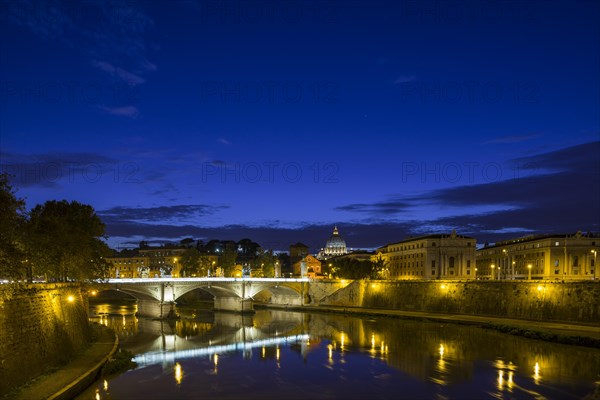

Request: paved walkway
left=6, top=326, right=117, bottom=400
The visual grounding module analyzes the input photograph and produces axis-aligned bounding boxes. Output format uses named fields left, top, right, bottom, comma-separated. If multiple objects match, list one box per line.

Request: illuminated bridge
left=102, top=278, right=321, bottom=317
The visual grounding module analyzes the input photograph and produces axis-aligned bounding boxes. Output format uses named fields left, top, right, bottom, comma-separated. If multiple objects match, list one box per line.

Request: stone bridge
left=99, top=278, right=350, bottom=317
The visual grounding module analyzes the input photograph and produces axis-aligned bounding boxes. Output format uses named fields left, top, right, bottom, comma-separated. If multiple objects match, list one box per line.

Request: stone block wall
left=0, top=284, right=91, bottom=394
left=318, top=280, right=600, bottom=324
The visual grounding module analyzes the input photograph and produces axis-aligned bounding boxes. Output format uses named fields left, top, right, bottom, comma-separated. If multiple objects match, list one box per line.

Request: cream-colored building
left=138, top=248, right=186, bottom=277
left=476, top=231, right=599, bottom=280
left=374, top=230, right=476, bottom=280
left=106, top=256, right=150, bottom=278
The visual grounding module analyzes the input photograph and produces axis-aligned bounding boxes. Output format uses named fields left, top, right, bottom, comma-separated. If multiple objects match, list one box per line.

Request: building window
left=431, top=260, right=436, bottom=268
left=449, top=257, right=455, bottom=269
left=573, top=256, right=579, bottom=266
left=554, top=259, right=560, bottom=267
left=432, top=242, right=436, bottom=247
left=466, top=270, right=470, bottom=275
left=467, top=260, right=471, bottom=268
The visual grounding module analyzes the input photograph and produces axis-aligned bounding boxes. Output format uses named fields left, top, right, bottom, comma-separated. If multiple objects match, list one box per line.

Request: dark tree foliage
left=179, top=248, right=212, bottom=277
left=331, top=258, right=376, bottom=280
left=26, top=200, right=111, bottom=282
left=0, top=174, right=27, bottom=279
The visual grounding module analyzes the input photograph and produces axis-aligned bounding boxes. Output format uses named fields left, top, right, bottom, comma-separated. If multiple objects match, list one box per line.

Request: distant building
left=317, top=226, right=348, bottom=259
left=138, top=247, right=186, bottom=277
left=292, top=255, right=322, bottom=278
left=375, top=230, right=476, bottom=280
left=476, top=231, right=599, bottom=280
left=289, top=242, right=309, bottom=266
left=105, top=256, right=150, bottom=278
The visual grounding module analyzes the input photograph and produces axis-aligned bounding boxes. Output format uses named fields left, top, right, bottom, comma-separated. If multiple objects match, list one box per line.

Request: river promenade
left=4, top=325, right=117, bottom=400
left=3, top=305, right=600, bottom=400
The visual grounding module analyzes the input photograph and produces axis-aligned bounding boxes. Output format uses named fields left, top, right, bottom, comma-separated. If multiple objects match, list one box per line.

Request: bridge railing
left=106, top=277, right=310, bottom=284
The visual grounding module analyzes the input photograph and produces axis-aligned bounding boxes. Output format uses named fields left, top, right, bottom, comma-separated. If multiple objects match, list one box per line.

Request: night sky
left=1, top=0, right=599, bottom=252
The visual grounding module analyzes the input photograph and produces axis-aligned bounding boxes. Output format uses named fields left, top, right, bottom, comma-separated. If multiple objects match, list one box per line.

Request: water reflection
left=84, top=304, right=600, bottom=399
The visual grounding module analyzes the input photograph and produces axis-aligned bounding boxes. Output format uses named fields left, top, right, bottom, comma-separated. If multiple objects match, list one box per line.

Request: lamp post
left=527, top=264, right=532, bottom=281
left=592, top=250, right=597, bottom=280
left=474, top=267, right=478, bottom=280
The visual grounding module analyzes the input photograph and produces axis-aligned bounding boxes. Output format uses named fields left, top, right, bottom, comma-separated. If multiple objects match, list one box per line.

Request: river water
left=79, top=303, right=600, bottom=399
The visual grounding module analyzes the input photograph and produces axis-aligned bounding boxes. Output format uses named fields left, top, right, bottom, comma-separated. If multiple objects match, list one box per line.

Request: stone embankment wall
left=0, top=284, right=90, bottom=395
left=317, top=280, right=600, bottom=324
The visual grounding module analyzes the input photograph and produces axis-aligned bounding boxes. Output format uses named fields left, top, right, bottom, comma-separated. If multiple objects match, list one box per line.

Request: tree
left=179, top=247, right=200, bottom=277
left=372, top=254, right=390, bottom=279
left=179, top=248, right=212, bottom=277
left=220, top=248, right=237, bottom=277
left=254, top=249, right=277, bottom=277
left=331, top=257, right=375, bottom=280
left=26, top=200, right=111, bottom=282
left=0, top=174, right=26, bottom=280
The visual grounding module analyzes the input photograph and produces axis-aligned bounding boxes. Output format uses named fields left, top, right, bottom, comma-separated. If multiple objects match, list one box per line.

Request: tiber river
left=77, top=302, right=600, bottom=400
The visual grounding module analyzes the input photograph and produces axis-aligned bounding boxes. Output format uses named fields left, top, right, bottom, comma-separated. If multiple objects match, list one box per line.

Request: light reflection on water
left=81, top=303, right=600, bottom=400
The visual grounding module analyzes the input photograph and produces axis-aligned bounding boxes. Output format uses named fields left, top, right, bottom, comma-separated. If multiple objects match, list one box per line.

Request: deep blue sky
left=1, top=0, right=599, bottom=251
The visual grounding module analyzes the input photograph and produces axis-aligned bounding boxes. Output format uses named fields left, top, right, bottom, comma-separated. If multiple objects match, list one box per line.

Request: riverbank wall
left=0, top=283, right=90, bottom=395
left=313, top=280, right=600, bottom=324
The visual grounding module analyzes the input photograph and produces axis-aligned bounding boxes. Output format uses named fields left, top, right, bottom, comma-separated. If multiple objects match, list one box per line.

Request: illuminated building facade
left=105, top=256, right=150, bottom=278
left=374, top=231, right=476, bottom=280
left=476, top=231, right=599, bottom=280
left=292, top=255, right=322, bottom=277
left=138, top=247, right=186, bottom=277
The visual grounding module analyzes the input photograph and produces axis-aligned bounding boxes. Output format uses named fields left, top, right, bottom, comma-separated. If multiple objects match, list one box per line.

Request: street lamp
left=591, top=250, right=597, bottom=280
left=491, top=264, right=495, bottom=280
left=527, top=264, right=532, bottom=281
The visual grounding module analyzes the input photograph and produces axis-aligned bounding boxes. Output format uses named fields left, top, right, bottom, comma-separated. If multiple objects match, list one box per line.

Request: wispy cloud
left=0, top=151, right=118, bottom=188
left=5, top=1, right=156, bottom=90
left=218, top=138, right=232, bottom=145
left=99, top=105, right=140, bottom=118
left=394, top=75, right=417, bottom=84
left=486, top=133, right=542, bottom=144
left=99, top=204, right=229, bottom=225
left=92, top=60, right=145, bottom=86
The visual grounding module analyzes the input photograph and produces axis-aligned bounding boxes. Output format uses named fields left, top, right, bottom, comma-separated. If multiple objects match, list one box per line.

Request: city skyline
left=1, top=0, right=599, bottom=251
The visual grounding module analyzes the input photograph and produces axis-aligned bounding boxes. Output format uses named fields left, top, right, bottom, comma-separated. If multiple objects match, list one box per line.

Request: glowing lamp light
left=90, top=290, right=97, bottom=296
left=67, top=295, right=75, bottom=303
left=537, top=285, right=543, bottom=291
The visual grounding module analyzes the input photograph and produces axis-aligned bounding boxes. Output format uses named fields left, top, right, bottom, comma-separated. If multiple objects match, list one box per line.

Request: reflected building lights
left=262, top=346, right=266, bottom=358
left=534, top=362, right=541, bottom=384
left=497, top=369, right=504, bottom=389
left=174, top=362, right=183, bottom=384
left=95, top=390, right=101, bottom=400
left=103, top=379, right=108, bottom=391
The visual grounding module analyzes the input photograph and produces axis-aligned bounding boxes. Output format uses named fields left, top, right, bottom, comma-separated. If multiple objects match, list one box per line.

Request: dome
left=324, top=226, right=347, bottom=256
